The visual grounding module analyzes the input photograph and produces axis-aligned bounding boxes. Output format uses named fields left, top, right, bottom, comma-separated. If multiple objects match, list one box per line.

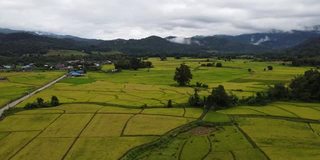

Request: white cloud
left=0, top=0, right=319, bottom=39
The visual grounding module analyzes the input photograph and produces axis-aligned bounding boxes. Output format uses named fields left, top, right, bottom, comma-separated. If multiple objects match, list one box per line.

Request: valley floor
left=0, top=58, right=319, bottom=159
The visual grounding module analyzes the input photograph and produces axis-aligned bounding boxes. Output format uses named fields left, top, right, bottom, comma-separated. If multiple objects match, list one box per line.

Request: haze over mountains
left=1, top=26, right=320, bottom=56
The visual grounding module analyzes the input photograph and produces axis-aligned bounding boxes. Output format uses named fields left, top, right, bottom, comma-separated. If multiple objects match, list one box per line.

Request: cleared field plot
left=261, top=146, right=320, bottom=160
left=233, top=149, right=268, bottom=160
left=81, top=114, right=132, bottom=137
left=204, top=151, right=234, bottom=160
left=54, top=104, right=103, bottom=113
left=124, top=115, right=190, bottom=135
left=0, top=132, right=9, bottom=140
left=184, top=108, right=203, bottom=118
left=218, top=107, right=265, bottom=115
left=203, top=111, right=231, bottom=123
left=40, top=114, right=93, bottom=137
left=64, top=137, right=155, bottom=160
left=142, top=108, right=184, bottom=117
left=180, top=136, right=211, bottom=160
left=274, top=104, right=320, bottom=120
left=12, top=137, right=74, bottom=160
left=211, top=126, right=253, bottom=152
left=0, top=131, right=39, bottom=159
left=131, top=125, right=267, bottom=160
left=205, top=125, right=268, bottom=160
left=237, top=117, right=320, bottom=159
left=15, top=109, right=64, bottom=115
left=218, top=102, right=320, bottom=119
left=139, top=136, right=186, bottom=159
left=0, top=114, right=60, bottom=132
left=243, top=105, right=297, bottom=117
left=311, top=123, right=320, bottom=135
left=98, top=106, right=141, bottom=114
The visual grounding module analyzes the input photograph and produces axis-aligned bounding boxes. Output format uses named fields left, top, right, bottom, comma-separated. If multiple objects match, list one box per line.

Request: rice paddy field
left=0, top=57, right=320, bottom=160
left=0, top=71, right=64, bottom=108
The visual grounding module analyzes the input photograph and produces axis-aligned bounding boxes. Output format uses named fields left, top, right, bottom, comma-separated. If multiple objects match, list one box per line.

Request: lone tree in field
left=37, top=98, right=44, bottom=106
left=267, top=66, right=273, bottom=70
left=174, top=64, right=192, bottom=86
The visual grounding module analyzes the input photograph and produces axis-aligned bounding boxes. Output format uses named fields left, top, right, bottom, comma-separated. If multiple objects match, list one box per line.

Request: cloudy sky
left=0, top=0, right=320, bottom=40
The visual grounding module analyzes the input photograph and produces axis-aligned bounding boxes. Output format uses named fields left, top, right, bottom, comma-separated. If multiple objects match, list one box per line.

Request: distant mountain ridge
left=1, top=26, right=320, bottom=56
left=167, top=27, right=320, bottom=50
left=289, top=37, right=320, bottom=56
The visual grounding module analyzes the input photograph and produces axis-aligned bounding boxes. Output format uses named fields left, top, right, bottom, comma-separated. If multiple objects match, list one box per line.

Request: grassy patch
left=124, top=115, right=190, bottom=135
left=40, top=114, right=92, bottom=137
left=203, top=111, right=231, bottom=123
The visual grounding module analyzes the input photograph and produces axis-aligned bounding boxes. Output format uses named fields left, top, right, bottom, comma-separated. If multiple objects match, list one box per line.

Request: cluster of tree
left=216, top=62, right=223, bottom=67
left=188, top=85, right=238, bottom=110
left=292, top=56, right=320, bottom=67
left=24, top=96, right=59, bottom=109
left=242, top=69, right=320, bottom=105
left=114, top=57, right=153, bottom=70
left=201, top=63, right=215, bottom=67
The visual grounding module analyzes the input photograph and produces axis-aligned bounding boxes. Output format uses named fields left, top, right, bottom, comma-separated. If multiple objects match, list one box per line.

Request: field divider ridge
left=201, top=135, right=213, bottom=160
left=61, top=106, right=103, bottom=160
left=8, top=113, right=64, bottom=160
left=233, top=122, right=270, bottom=160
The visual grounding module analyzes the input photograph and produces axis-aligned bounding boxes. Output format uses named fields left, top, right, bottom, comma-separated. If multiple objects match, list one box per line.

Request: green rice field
left=0, top=58, right=319, bottom=159
left=0, top=71, right=64, bottom=108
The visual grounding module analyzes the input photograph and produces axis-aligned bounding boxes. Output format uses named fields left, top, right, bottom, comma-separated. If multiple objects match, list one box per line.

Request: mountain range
left=0, top=26, right=320, bottom=56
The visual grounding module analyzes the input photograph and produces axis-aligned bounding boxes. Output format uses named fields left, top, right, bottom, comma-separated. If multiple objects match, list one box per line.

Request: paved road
left=0, top=74, right=66, bottom=116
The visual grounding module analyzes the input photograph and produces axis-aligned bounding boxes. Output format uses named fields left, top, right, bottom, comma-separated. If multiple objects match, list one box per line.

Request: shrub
left=24, top=96, right=60, bottom=109
left=174, top=64, right=192, bottom=86
left=167, top=99, right=173, bottom=108
left=195, top=82, right=209, bottom=89
left=206, top=63, right=214, bottom=67
left=241, top=92, right=270, bottom=106
left=216, top=63, right=222, bottom=67
left=37, top=98, right=44, bottom=106
left=24, top=102, right=38, bottom=109
left=188, top=89, right=204, bottom=107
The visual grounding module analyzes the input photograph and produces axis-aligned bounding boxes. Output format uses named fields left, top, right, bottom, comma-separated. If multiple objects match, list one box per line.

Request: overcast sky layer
left=0, top=0, right=320, bottom=40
